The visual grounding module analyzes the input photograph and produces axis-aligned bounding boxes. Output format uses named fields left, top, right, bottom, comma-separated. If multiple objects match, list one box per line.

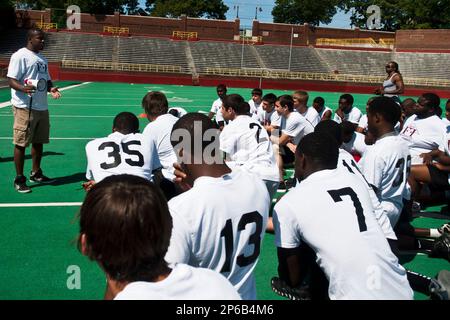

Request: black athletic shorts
left=427, top=164, right=450, bottom=191
left=280, top=145, right=295, bottom=164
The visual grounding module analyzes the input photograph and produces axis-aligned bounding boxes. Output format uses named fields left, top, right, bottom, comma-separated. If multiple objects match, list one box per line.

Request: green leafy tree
left=145, top=0, right=228, bottom=19
left=272, top=0, right=340, bottom=25
left=341, top=0, right=450, bottom=30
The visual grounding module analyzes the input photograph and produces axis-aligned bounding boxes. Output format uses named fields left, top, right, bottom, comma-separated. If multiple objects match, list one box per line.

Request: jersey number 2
left=220, top=211, right=263, bottom=273
left=98, top=141, right=144, bottom=169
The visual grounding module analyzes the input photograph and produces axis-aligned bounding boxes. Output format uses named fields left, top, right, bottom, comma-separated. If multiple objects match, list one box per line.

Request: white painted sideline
left=0, top=202, right=82, bottom=207
left=0, top=82, right=92, bottom=109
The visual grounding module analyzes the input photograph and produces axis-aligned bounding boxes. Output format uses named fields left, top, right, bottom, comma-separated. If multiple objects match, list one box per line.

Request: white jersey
left=400, top=114, right=447, bottom=165
left=360, top=115, right=400, bottom=133
left=281, top=112, right=315, bottom=145
left=273, top=169, right=413, bottom=300
left=318, top=106, right=332, bottom=120
left=300, top=107, right=321, bottom=128
left=220, top=115, right=279, bottom=182
left=333, top=107, right=363, bottom=125
left=248, top=99, right=261, bottom=118
left=85, top=132, right=160, bottom=182
left=115, top=263, right=240, bottom=300
left=338, top=149, right=396, bottom=240
left=257, top=108, right=281, bottom=128
left=442, top=118, right=450, bottom=149
left=7, top=47, right=51, bottom=110
left=166, top=169, right=270, bottom=300
left=359, top=134, right=411, bottom=227
left=210, top=97, right=224, bottom=123
left=142, top=113, right=179, bottom=180
left=342, top=131, right=367, bottom=157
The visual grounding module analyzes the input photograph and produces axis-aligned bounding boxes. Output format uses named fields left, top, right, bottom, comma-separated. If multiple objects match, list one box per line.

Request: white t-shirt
left=142, top=113, right=179, bottom=180
left=359, top=134, right=411, bottom=227
left=273, top=169, right=413, bottom=300
left=248, top=99, right=261, bottom=118
left=165, top=169, right=270, bottom=300
left=220, top=115, right=279, bottom=182
left=442, top=118, right=450, bottom=149
left=115, top=263, right=241, bottom=300
left=257, top=108, right=281, bottom=128
left=333, top=107, right=363, bottom=125
left=210, top=97, right=224, bottom=123
left=7, top=47, right=51, bottom=111
left=281, top=112, right=315, bottom=145
left=400, top=114, right=447, bottom=165
left=85, top=131, right=161, bottom=182
left=359, top=115, right=401, bottom=133
left=338, top=149, right=396, bottom=240
left=300, top=107, right=321, bottom=128
left=342, top=132, right=367, bottom=157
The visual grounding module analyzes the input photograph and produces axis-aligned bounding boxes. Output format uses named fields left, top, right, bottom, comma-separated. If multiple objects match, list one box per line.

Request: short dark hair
left=315, top=120, right=343, bottom=145
left=142, top=91, right=168, bottom=117
left=168, top=108, right=180, bottom=118
left=421, top=93, right=441, bottom=110
left=277, top=95, right=294, bottom=112
left=341, top=120, right=356, bottom=136
left=78, top=174, right=172, bottom=282
left=262, top=93, right=277, bottom=105
left=367, top=96, right=401, bottom=126
left=217, top=84, right=227, bottom=92
left=296, top=132, right=339, bottom=169
left=27, top=28, right=44, bottom=40
left=113, top=112, right=139, bottom=134
left=388, top=61, right=400, bottom=73
left=223, top=94, right=246, bottom=114
left=313, top=97, right=325, bottom=107
left=171, top=112, right=219, bottom=155
left=340, top=94, right=354, bottom=105
left=251, top=88, right=263, bottom=96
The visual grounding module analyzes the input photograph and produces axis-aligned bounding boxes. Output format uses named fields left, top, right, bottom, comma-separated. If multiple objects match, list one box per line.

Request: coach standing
left=7, top=28, right=61, bottom=193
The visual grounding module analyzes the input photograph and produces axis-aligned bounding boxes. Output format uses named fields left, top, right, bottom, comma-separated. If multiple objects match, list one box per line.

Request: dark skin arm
left=8, top=77, right=35, bottom=95
left=277, top=244, right=315, bottom=287
left=420, top=149, right=450, bottom=166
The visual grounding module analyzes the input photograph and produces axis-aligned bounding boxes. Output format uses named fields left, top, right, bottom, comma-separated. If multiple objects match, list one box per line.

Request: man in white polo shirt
left=7, top=28, right=61, bottom=193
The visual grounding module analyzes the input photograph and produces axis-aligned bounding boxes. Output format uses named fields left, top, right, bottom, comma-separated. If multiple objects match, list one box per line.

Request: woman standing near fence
left=375, top=61, right=404, bottom=105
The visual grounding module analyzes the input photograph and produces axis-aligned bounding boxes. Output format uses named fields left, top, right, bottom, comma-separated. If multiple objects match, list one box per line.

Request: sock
left=429, top=228, right=441, bottom=238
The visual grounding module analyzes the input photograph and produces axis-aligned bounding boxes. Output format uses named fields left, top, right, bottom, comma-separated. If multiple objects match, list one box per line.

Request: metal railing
left=103, top=26, right=130, bottom=35
left=204, top=67, right=450, bottom=87
left=316, top=37, right=394, bottom=49
left=172, top=31, right=198, bottom=40
left=35, top=22, right=58, bottom=30
left=62, top=60, right=182, bottom=73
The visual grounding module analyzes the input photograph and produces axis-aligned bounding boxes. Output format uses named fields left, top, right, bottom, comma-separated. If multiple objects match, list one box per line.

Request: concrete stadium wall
left=252, top=21, right=394, bottom=46
left=396, top=29, right=450, bottom=51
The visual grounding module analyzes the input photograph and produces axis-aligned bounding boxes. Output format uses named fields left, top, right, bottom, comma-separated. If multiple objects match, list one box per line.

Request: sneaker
left=271, top=277, right=311, bottom=300
left=438, top=223, right=450, bottom=235
left=30, top=169, right=55, bottom=184
left=429, top=233, right=450, bottom=261
left=14, top=175, right=31, bottom=193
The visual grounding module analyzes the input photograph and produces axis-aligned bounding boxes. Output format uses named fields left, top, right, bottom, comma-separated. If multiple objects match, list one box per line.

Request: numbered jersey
left=273, top=169, right=413, bottom=300
left=220, top=115, right=279, bottom=182
left=85, top=131, right=160, bottom=182
left=165, top=169, right=270, bottom=300
left=359, top=134, right=411, bottom=227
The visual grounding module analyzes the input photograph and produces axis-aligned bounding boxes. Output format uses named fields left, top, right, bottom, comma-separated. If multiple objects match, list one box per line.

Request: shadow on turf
left=0, top=151, right=65, bottom=163
left=29, top=172, right=86, bottom=189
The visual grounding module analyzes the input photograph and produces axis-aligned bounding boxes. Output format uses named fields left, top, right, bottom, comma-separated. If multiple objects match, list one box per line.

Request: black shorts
left=280, top=145, right=295, bottom=164
left=427, top=164, right=450, bottom=191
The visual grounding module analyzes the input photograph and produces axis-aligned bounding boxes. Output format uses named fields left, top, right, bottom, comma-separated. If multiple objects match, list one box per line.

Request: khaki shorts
left=13, top=106, right=50, bottom=147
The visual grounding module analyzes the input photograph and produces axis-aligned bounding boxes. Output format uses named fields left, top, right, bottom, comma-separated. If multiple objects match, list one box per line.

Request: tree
left=145, top=0, right=228, bottom=19
left=272, top=0, right=340, bottom=26
left=341, top=0, right=450, bottom=31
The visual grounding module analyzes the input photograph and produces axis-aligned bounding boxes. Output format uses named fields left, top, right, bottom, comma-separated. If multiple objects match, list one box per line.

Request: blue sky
left=137, top=1, right=352, bottom=29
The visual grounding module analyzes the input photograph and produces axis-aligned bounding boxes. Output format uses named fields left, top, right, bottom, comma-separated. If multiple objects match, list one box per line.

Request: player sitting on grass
left=78, top=174, right=240, bottom=300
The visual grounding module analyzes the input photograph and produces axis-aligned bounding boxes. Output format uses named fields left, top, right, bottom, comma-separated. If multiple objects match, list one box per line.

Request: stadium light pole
left=241, top=29, right=245, bottom=69
left=288, top=26, right=293, bottom=71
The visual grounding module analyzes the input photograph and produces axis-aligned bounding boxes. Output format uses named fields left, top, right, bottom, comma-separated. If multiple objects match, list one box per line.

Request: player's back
left=85, top=132, right=158, bottom=182
left=220, top=115, right=278, bottom=182
left=274, top=168, right=412, bottom=299
left=166, top=169, right=270, bottom=300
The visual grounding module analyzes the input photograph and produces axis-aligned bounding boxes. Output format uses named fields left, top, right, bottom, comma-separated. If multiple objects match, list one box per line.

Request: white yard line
left=0, top=202, right=82, bottom=207
left=0, top=137, right=94, bottom=140
left=0, top=82, right=92, bottom=109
